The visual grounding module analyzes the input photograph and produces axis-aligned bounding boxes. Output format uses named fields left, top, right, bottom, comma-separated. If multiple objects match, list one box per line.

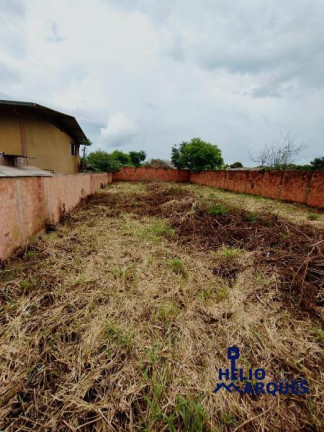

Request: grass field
left=0, top=182, right=323, bottom=431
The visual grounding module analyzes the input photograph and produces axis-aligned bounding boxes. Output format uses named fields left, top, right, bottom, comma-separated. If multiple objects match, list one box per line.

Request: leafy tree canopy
left=171, top=138, right=224, bottom=172
left=111, top=150, right=131, bottom=165
left=310, top=157, right=324, bottom=170
left=230, top=161, right=243, bottom=168
left=86, top=151, right=120, bottom=172
left=129, top=150, right=146, bottom=167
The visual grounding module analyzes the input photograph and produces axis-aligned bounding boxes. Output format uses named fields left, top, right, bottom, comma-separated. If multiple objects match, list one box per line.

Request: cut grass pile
left=188, top=184, right=324, bottom=229
left=0, top=181, right=323, bottom=431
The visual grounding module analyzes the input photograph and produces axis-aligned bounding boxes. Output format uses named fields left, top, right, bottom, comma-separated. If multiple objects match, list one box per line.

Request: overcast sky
left=1, top=0, right=323, bottom=164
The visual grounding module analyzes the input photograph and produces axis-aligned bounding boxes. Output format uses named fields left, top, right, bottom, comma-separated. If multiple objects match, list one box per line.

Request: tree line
left=81, top=136, right=324, bottom=173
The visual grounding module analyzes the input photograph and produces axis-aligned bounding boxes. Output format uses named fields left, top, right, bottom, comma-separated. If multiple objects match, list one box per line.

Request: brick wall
left=0, top=173, right=112, bottom=260
left=190, top=170, right=324, bottom=208
left=113, top=168, right=324, bottom=208
left=113, top=167, right=190, bottom=182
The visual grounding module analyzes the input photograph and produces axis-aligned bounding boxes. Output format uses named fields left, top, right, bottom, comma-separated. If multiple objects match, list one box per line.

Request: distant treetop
left=171, top=138, right=224, bottom=172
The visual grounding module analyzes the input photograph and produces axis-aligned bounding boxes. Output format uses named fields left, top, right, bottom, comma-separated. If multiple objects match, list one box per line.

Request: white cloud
left=100, top=113, right=137, bottom=148
left=0, top=0, right=323, bottom=164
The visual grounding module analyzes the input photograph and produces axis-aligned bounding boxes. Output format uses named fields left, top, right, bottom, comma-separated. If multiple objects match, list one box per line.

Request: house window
left=70, top=143, right=76, bottom=156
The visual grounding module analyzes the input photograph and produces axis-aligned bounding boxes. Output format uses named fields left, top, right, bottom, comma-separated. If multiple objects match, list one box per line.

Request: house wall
left=0, top=112, right=80, bottom=174
left=0, top=114, right=21, bottom=155
left=0, top=173, right=112, bottom=261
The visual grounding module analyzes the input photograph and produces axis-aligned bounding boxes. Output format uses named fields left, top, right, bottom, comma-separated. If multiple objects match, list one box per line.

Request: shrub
left=86, top=151, right=120, bottom=172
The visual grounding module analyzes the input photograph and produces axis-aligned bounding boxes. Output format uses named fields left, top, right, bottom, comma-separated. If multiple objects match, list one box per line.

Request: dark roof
left=0, top=100, right=89, bottom=143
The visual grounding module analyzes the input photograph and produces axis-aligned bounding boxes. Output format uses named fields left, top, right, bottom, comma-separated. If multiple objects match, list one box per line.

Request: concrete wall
left=0, top=173, right=112, bottom=260
left=0, top=112, right=80, bottom=174
left=113, top=167, right=324, bottom=208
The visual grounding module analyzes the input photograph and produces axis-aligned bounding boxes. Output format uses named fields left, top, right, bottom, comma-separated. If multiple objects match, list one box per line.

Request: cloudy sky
left=1, top=0, right=323, bottom=165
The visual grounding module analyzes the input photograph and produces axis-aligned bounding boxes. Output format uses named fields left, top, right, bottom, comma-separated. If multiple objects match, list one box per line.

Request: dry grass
left=0, top=181, right=323, bottom=431
left=186, top=184, right=324, bottom=229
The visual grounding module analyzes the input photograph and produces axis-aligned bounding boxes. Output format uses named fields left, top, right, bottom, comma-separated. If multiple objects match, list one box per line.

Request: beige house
left=0, top=100, right=89, bottom=174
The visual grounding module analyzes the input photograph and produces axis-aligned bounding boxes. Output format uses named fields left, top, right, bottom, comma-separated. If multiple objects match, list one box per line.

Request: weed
left=168, top=258, right=187, bottom=278
left=145, top=388, right=208, bottom=431
left=220, top=247, right=244, bottom=259
left=216, top=285, right=228, bottom=300
left=280, top=232, right=290, bottom=240
left=256, top=270, right=271, bottom=286
left=198, top=286, right=213, bottom=301
left=169, top=185, right=181, bottom=194
left=313, top=325, right=324, bottom=346
left=221, top=411, right=237, bottom=426
left=308, top=213, right=319, bottom=221
left=245, top=212, right=259, bottom=223
left=111, top=265, right=123, bottom=279
left=140, top=221, right=175, bottom=243
left=20, top=277, right=39, bottom=292
left=25, top=250, right=39, bottom=259
left=172, top=396, right=208, bottom=432
left=207, top=204, right=228, bottom=216
left=104, top=321, right=134, bottom=351
left=155, top=301, right=180, bottom=321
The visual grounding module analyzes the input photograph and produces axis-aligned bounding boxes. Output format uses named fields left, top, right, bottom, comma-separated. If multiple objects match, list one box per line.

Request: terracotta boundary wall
left=0, top=173, right=112, bottom=260
left=113, top=166, right=190, bottom=182
left=113, top=167, right=324, bottom=208
left=1, top=168, right=323, bottom=260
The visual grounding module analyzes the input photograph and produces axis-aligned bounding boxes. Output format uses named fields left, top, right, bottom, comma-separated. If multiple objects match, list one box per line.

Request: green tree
left=310, top=157, right=324, bottom=170
left=86, top=151, right=120, bottom=172
left=171, top=145, right=184, bottom=169
left=129, top=150, right=146, bottom=167
left=111, top=150, right=131, bottom=165
left=230, top=161, right=243, bottom=168
left=171, top=138, right=223, bottom=172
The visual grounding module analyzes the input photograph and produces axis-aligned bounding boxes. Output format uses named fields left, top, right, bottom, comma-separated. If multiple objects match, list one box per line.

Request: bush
left=86, top=151, right=120, bottom=172
left=171, top=138, right=223, bottom=172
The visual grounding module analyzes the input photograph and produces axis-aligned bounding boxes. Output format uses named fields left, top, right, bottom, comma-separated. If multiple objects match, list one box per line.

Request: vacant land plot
left=0, top=182, right=323, bottom=431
